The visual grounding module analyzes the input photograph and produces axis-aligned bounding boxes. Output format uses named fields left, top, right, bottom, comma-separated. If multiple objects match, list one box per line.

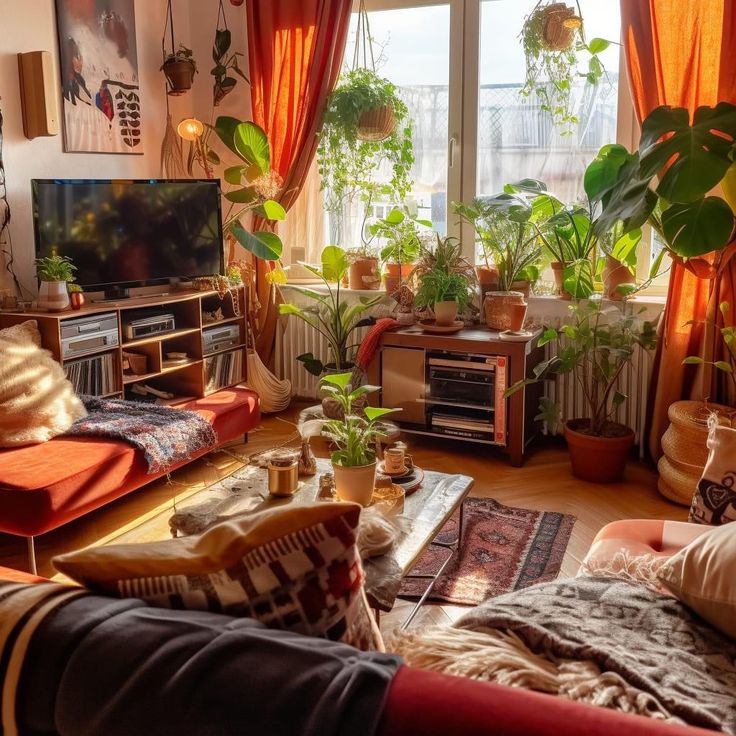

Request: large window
left=291, top=0, right=665, bottom=294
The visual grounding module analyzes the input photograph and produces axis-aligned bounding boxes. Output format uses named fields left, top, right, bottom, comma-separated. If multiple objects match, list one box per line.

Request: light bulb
left=177, top=118, right=204, bottom=141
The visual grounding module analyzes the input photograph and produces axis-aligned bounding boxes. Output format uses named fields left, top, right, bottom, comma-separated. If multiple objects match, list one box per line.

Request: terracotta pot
left=70, top=292, right=86, bottom=310
left=384, top=262, right=414, bottom=295
left=509, top=280, right=532, bottom=298
left=483, top=291, right=525, bottom=331
left=476, top=265, right=499, bottom=297
left=38, top=281, right=70, bottom=312
left=349, top=257, right=380, bottom=290
left=564, top=419, right=635, bottom=483
left=357, top=105, right=396, bottom=142
left=163, top=59, right=196, bottom=95
left=433, top=300, right=458, bottom=326
left=508, top=301, right=528, bottom=332
left=602, top=256, right=635, bottom=301
left=550, top=261, right=572, bottom=299
left=332, top=461, right=376, bottom=506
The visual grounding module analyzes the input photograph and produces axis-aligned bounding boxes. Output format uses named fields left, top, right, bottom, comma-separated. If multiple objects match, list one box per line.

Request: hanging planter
left=357, top=105, right=397, bottom=142
left=161, top=1, right=197, bottom=96
left=520, top=0, right=613, bottom=131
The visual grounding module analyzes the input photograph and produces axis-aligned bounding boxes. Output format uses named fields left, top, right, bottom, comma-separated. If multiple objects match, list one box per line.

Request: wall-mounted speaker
left=17, top=51, right=59, bottom=140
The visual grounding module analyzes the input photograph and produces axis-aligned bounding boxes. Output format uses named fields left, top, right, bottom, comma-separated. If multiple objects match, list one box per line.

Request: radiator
left=276, top=288, right=658, bottom=456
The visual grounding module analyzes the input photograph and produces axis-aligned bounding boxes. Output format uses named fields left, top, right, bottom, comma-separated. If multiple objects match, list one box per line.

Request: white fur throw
left=0, top=320, right=86, bottom=447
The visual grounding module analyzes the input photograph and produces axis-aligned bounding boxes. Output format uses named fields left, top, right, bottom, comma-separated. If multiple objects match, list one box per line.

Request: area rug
left=398, top=498, right=575, bottom=605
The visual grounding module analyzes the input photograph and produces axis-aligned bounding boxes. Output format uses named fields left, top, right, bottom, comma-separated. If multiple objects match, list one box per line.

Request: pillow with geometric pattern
left=53, top=502, right=383, bottom=651
left=689, top=417, right=736, bottom=526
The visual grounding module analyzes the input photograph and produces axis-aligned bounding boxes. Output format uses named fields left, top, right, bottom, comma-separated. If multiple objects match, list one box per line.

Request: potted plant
left=453, top=194, right=542, bottom=330
left=317, top=68, right=414, bottom=246
left=368, top=207, right=428, bottom=294
left=35, top=255, right=76, bottom=311
left=319, top=372, right=399, bottom=506
left=507, top=299, right=657, bottom=482
left=68, top=283, right=85, bottom=310
left=161, top=45, right=197, bottom=95
left=211, top=25, right=248, bottom=106
left=279, top=245, right=383, bottom=377
left=346, top=243, right=381, bottom=290
left=520, top=1, right=612, bottom=131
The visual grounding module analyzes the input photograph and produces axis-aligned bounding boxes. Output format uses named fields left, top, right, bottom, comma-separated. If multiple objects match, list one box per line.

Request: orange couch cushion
left=0, top=387, right=260, bottom=537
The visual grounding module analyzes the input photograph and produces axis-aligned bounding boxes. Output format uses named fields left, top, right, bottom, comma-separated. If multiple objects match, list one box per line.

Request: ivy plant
left=317, top=68, right=414, bottom=242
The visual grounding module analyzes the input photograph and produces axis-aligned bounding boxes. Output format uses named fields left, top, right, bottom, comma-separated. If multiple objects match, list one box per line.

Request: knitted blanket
left=66, top=396, right=217, bottom=473
left=391, top=578, right=736, bottom=733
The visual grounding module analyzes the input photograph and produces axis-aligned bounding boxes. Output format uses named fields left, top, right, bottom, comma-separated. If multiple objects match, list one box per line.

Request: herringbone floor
left=0, top=403, right=687, bottom=630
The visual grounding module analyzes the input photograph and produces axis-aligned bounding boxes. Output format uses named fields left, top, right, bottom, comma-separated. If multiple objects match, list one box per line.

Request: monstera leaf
left=639, top=103, right=736, bottom=203
left=661, top=197, right=736, bottom=257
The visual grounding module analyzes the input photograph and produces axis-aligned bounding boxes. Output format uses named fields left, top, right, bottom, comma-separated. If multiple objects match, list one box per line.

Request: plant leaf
left=296, top=353, right=324, bottom=376
left=224, top=186, right=257, bottom=204
left=320, top=372, right=352, bottom=390
left=588, top=38, right=610, bottom=54
left=233, top=121, right=271, bottom=173
left=224, top=166, right=244, bottom=185
left=661, top=197, right=735, bottom=257
left=364, top=406, right=399, bottom=422
left=230, top=221, right=282, bottom=261
left=714, top=360, right=733, bottom=372
left=563, top=259, right=595, bottom=299
left=254, top=199, right=286, bottom=221
left=682, top=356, right=704, bottom=365
left=321, top=245, right=348, bottom=283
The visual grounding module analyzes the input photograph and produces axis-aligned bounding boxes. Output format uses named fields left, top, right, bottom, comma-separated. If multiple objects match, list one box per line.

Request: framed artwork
left=55, top=0, right=143, bottom=154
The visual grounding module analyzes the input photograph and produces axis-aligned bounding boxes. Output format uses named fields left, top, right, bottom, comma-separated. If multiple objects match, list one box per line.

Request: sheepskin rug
left=0, top=320, right=86, bottom=447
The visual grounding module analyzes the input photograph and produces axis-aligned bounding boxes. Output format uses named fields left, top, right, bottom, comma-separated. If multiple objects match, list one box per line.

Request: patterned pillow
left=53, top=502, right=383, bottom=651
left=689, top=417, right=736, bottom=525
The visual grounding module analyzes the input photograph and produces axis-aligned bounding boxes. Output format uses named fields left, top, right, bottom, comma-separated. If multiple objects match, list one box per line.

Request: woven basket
left=541, top=3, right=581, bottom=51
left=657, top=456, right=701, bottom=506
left=357, top=105, right=397, bottom=142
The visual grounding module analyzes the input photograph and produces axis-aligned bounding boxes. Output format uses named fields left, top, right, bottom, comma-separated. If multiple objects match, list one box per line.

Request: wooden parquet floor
left=0, top=403, right=688, bottom=631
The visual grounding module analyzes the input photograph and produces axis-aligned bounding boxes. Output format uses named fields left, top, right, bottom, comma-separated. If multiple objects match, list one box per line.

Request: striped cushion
left=53, top=502, right=382, bottom=650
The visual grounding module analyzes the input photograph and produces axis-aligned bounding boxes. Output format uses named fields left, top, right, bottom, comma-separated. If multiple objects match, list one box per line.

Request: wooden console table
left=366, top=326, right=544, bottom=466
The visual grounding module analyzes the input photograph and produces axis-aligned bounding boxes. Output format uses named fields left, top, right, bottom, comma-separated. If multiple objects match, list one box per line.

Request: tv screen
left=32, top=179, right=224, bottom=291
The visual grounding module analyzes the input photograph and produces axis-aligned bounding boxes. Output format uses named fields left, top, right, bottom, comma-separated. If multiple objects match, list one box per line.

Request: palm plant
left=279, top=246, right=382, bottom=376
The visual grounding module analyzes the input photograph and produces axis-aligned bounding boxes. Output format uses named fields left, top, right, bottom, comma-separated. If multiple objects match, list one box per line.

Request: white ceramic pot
left=332, top=461, right=376, bottom=506
left=434, top=300, right=458, bottom=326
left=38, top=281, right=70, bottom=312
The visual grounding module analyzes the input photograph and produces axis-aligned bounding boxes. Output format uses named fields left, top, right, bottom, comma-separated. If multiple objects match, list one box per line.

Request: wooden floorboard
left=0, top=403, right=688, bottom=631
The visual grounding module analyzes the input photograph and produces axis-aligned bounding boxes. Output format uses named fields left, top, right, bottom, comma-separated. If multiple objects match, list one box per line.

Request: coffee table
left=169, top=458, right=474, bottom=627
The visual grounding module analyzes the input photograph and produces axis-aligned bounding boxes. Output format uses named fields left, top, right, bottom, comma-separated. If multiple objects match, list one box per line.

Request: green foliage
left=453, top=192, right=543, bottom=292
left=211, top=28, right=248, bottom=106
left=591, top=103, right=736, bottom=260
left=412, top=234, right=475, bottom=310
left=279, top=246, right=382, bottom=375
left=368, top=207, right=428, bottom=265
left=161, top=44, right=197, bottom=72
left=35, top=255, right=76, bottom=283
left=414, top=270, right=472, bottom=311
left=319, top=373, right=399, bottom=467
left=317, top=68, right=414, bottom=237
left=210, top=116, right=285, bottom=261
left=682, top=301, right=736, bottom=395
left=505, top=300, right=657, bottom=436
left=520, top=2, right=612, bottom=132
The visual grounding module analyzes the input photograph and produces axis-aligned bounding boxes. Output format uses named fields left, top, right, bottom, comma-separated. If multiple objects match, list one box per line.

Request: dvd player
left=61, top=312, right=120, bottom=359
left=124, top=313, right=176, bottom=340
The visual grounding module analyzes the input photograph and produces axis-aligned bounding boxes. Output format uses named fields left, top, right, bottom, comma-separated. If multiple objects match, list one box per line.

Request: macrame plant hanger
left=352, top=0, right=376, bottom=73
left=159, top=0, right=185, bottom=177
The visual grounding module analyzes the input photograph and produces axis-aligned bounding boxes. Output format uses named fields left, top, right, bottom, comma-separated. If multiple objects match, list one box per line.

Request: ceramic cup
left=509, top=301, right=528, bottom=333
left=384, top=446, right=406, bottom=474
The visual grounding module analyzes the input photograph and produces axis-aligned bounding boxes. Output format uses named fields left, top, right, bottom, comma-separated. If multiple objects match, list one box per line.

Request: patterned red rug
left=398, top=497, right=576, bottom=605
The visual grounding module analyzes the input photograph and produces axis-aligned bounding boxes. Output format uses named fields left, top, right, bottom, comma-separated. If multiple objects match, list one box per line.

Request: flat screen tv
left=33, top=179, right=224, bottom=297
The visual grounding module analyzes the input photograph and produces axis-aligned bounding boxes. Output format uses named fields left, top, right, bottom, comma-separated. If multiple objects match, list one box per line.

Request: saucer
left=419, top=319, right=464, bottom=335
left=377, top=460, right=411, bottom=477
left=498, top=329, right=533, bottom=342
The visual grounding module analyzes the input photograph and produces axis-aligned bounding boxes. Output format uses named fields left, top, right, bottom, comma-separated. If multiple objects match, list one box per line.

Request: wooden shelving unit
left=0, top=287, right=247, bottom=404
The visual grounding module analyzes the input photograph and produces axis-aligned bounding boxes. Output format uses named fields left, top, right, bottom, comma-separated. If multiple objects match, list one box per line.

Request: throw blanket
left=66, top=396, right=217, bottom=473
left=0, top=581, right=401, bottom=736
left=391, top=578, right=736, bottom=733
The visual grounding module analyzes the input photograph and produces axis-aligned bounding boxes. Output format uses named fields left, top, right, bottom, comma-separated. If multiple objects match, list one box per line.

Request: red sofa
left=0, top=387, right=260, bottom=570
left=0, top=564, right=712, bottom=736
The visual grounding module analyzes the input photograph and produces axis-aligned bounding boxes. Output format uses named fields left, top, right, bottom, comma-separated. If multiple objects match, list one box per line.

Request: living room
left=0, top=0, right=734, bottom=734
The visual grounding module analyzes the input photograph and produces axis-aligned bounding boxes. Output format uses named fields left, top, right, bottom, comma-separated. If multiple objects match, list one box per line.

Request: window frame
left=335, top=0, right=666, bottom=296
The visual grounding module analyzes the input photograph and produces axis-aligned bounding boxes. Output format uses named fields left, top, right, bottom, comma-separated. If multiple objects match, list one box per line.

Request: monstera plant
left=586, top=103, right=736, bottom=268
left=211, top=116, right=285, bottom=262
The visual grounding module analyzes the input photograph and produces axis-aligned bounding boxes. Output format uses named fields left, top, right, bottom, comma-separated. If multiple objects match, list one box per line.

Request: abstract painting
left=55, top=0, right=143, bottom=154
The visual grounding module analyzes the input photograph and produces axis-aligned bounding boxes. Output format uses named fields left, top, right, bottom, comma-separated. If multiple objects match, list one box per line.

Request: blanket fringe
left=578, top=550, right=667, bottom=591
left=388, top=626, right=684, bottom=725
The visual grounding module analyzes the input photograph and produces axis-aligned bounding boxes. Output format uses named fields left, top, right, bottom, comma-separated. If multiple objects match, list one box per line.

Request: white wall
left=0, top=0, right=250, bottom=296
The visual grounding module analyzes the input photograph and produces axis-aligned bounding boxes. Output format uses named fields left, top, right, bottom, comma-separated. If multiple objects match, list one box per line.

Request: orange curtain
left=244, top=0, right=352, bottom=367
left=620, top=0, right=736, bottom=459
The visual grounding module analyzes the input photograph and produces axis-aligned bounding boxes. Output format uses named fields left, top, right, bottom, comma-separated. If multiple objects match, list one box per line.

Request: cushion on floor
left=0, top=387, right=259, bottom=537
